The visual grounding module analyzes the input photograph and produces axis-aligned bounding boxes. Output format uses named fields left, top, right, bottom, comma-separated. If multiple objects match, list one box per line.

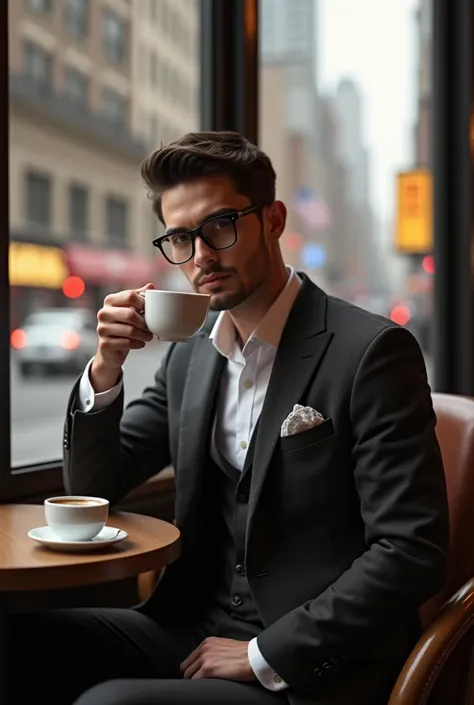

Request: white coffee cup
left=142, top=289, right=210, bottom=342
left=44, top=496, right=109, bottom=541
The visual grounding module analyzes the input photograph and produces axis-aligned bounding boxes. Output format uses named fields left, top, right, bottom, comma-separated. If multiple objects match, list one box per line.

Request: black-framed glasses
left=152, top=203, right=263, bottom=265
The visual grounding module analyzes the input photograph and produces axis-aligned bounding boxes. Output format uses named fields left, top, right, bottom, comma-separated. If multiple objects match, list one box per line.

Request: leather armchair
left=389, top=394, right=474, bottom=704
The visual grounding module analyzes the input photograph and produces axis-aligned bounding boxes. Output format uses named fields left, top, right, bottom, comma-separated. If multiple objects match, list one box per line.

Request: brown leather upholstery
left=389, top=394, right=474, bottom=704
left=422, top=394, right=474, bottom=626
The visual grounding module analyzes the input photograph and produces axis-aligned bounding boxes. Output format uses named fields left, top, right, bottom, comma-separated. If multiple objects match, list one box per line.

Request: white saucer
left=28, top=525, right=128, bottom=553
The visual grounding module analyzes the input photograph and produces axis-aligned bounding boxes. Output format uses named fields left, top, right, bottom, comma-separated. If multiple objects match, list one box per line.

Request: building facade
left=8, top=0, right=199, bottom=326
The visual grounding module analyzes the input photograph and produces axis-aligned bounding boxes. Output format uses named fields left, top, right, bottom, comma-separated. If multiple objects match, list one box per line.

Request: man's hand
left=181, top=637, right=256, bottom=682
left=91, top=283, right=155, bottom=392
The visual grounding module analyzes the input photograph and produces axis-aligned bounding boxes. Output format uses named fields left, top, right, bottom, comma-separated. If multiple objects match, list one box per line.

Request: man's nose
left=193, top=236, right=218, bottom=267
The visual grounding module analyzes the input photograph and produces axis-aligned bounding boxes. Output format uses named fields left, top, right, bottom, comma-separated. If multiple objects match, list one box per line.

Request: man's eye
left=170, top=233, right=190, bottom=245
left=211, top=218, right=232, bottom=230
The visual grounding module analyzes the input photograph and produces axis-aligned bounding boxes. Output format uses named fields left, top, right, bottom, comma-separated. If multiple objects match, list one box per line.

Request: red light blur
left=60, top=330, right=81, bottom=350
left=10, top=329, right=27, bottom=349
left=422, top=255, right=435, bottom=274
left=390, top=305, right=411, bottom=326
left=284, top=232, right=303, bottom=251
left=63, top=276, right=85, bottom=299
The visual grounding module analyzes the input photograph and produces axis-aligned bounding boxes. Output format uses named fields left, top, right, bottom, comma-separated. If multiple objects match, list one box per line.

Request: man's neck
left=229, top=263, right=290, bottom=346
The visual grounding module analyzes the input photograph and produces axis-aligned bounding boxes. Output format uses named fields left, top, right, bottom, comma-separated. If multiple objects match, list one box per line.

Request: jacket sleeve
left=63, top=344, right=175, bottom=506
left=256, top=326, right=450, bottom=691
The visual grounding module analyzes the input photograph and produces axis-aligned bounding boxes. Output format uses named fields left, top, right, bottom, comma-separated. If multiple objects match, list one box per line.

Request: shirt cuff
left=77, top=357, right=123, bottom=413
left=248, top=638, right=289, bottom=691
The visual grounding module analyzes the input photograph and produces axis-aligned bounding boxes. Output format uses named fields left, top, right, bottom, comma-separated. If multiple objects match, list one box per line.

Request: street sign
left=395, top=169, right=433, bottom=253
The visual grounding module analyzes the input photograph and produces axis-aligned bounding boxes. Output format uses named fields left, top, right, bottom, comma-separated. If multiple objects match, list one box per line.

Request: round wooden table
left=0, top=504, right=181, bottom=704
left=0, top=504, right=180, bottom=591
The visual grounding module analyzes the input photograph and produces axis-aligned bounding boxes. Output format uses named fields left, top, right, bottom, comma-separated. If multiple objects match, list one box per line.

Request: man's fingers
left=180, top=646, right=200, bottom=674
left=184, top=659, right=203, bottom=679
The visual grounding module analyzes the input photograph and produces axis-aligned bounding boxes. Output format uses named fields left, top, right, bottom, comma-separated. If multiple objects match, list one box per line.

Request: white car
left=11, top=308, right=98, bottom=378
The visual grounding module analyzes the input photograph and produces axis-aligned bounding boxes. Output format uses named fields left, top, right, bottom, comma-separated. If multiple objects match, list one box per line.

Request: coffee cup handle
left=138, top=291, right=146, bottom=316
left=137, top=292, right=161, bottom=340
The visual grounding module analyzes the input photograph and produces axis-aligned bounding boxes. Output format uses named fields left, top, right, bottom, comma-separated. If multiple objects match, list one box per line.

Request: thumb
left=135, top=282, right=156, bottom=293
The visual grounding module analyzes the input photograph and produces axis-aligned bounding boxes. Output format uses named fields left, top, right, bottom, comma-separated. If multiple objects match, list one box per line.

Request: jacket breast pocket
left=280, top=417, right=335, bottom=453
left=276, top=417, right=339, bottom=512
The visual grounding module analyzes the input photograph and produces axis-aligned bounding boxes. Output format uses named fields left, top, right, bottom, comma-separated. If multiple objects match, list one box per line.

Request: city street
left=11, top=340, right=170, bottom=467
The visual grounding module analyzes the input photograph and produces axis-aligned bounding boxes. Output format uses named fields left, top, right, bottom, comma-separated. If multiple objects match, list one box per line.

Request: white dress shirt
left=77, top=267, right=302, bottom=691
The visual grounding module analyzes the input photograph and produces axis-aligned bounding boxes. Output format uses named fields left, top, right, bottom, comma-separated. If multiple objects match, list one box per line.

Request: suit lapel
left=175, top=332, right=225, bottom=522
left=246, top=277, right=333, bottom=534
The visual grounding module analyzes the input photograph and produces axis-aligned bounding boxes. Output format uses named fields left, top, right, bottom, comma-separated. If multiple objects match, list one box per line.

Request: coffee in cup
left=44, top=496, right=109, bottom=541
left=142, top=289, right=210, bottom=342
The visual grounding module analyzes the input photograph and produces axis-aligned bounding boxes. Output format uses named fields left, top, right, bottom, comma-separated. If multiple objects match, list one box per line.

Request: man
left=8, top=131, right=449, bottom=705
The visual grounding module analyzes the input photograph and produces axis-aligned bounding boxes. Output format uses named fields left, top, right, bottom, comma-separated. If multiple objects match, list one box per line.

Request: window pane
left=9, top=0, right=201, bottom=468
left=25, top=171, right=52, bottom=229
left=66, top=0, right=89, bottom=39
left=27, top=0, right=53, bottom=14
left=105, top=195, right=128, bottom=248
left=65, top=66, right=89, bottom=108
left=69, top=184, right=89, bottom=240
left=259, top=0, right=434, bottom=381
left=102, top=86, right=127, bottom=128
left=24, top=41, right=53, bottom=91
left=102, top=8, right=127, bottom=66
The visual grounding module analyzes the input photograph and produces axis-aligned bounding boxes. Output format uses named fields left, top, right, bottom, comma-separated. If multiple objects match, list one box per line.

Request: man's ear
left=266, top=201, right=287, bottom=243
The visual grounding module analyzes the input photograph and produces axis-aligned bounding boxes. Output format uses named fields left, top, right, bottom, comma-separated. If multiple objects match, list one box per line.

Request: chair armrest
left=388, top=577, right=474, bottom=705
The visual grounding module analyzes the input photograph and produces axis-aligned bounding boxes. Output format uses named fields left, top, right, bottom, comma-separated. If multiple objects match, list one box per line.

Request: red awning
left=65, top=244, right=158, bottom=286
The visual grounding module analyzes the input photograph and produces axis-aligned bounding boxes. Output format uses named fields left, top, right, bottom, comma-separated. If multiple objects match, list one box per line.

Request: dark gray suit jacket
left=64, top=275, right=450, bottom=705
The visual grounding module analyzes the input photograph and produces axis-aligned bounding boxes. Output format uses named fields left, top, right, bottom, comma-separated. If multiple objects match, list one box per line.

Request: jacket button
left=232, top=594, right=243, bottom=607
left=237, top=492, right=248, bottom=503
left=235, top=564, right=246, bottom=576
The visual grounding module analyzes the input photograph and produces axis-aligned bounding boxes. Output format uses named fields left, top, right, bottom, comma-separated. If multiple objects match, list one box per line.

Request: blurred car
left=11, top=308, right=98, bottom=378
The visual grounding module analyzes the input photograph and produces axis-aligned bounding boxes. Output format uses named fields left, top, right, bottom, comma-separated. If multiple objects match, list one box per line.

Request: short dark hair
left=141, top=131, right=276, bottom=224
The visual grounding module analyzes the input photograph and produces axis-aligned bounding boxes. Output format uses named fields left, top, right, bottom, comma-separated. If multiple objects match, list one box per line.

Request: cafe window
left=25, top=171, right=51, bottom=229
left=259, top=0, right=435, bottom=375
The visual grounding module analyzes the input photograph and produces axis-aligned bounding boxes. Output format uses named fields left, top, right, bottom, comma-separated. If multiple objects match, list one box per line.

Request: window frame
left=2, top=0, right=472, bottom=502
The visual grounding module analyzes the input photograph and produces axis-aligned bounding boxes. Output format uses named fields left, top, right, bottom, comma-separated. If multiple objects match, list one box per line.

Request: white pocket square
left=280, top=404, right=325, bottom=438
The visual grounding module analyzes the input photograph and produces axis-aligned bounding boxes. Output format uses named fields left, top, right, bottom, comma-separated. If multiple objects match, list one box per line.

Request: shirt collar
left=210, top=267, right=302, bottom=360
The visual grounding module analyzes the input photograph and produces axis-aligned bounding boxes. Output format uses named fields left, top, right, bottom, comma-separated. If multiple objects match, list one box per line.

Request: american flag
left=293, top=187, right=333, bottom=231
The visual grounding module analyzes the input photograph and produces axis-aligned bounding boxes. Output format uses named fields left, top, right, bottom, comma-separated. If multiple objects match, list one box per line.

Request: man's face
left=160, top=175, right=285, bottom=311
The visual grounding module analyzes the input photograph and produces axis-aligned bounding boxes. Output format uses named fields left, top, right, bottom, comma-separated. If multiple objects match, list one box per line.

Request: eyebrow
left=164, top=207, right=239, bottom=237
